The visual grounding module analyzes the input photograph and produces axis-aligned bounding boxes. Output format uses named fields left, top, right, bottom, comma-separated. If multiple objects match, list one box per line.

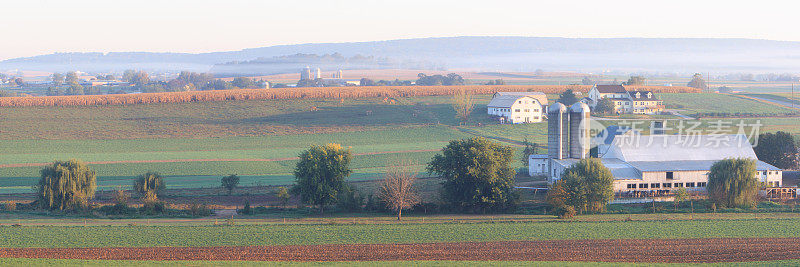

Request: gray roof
left=598, top=126, right=639, bottom=145
left=552, top=158, right=641, bottom=180
left=605, top=134, right=758, bottom=162
left=548, top=102, right=567, bottom=113
left=570, top=102, right=590, bottom=113
left=628, top=91, right=658, bottom=101
left=628, top=160, right=781, bottom=172
left=595, top=85, right=627, bottom=93
left=488, top=95, right=547, bottom=108
left=492, top=92, right=549, bottom=106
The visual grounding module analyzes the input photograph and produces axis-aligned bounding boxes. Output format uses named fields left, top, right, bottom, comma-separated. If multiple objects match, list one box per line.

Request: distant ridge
left=3, top=36, right=800, bottom=74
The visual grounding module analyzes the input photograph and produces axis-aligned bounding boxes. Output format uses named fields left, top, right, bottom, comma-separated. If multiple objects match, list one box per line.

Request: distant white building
left=587, top=85, right=664, bottom=114
left=487, top=92, right=549, bottom=124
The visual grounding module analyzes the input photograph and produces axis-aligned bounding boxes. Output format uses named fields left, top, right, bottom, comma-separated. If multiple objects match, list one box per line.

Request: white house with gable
left=487, top=92, right=548, bottom=123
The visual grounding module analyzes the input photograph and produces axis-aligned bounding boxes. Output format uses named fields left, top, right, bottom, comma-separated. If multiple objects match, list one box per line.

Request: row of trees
left=45, top=70, right=268, bottom=96
left=290, top=138, right=518, bottom=219
left=359, top=78, right=413, bottom=87
left=126, top=71, right=267, bottom=93
left=415, top=73, right=465, bottom=86
left=32, top=132, right=795, bottom=218
left=35, top=160, right=167, bottom=211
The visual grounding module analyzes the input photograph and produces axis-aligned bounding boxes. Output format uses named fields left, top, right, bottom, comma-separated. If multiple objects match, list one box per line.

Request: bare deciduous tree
left=452, top=89, right=474, bottom=125
left=379, top=162, right=419, bottom=221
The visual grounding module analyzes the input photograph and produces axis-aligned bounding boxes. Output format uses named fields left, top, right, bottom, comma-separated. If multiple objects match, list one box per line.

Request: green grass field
left=0, top=95, right=493, bottom=140
left=1, top=93, right=797, bottom=195
left=743, top=93, right=800, bottom=106
left=1, top=218, right=800, bottom=248
left=659, top=93, right=797, bottom=115
left=4, top=258, right=800, bottom=266
left=0, top=125, right=484, bottom=193
left=2, top=258, right=799, bottom=266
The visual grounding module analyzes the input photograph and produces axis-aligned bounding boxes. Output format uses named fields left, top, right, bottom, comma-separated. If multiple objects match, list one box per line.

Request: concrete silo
left=569, top=102, right=591, bottom=159
left=301, top=66, right=312, bottom=80
left=547, top=102, right=569, bottom=159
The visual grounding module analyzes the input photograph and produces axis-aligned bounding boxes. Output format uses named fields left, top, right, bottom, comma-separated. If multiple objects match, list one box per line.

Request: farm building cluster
left=487, top=85, right=665, bottom=124
left=485, top=90, right=787, bottom=199
left=585, top=85, right=665, bottom=114
left=528, top=101, right=782, bottom=197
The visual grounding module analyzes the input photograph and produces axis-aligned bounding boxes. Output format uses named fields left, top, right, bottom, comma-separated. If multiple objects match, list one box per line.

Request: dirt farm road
left=2, top=238, right=800, bottom=263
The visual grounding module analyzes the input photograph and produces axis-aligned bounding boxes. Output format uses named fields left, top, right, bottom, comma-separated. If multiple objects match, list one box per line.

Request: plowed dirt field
left=2, top=238, right=799, bottom=263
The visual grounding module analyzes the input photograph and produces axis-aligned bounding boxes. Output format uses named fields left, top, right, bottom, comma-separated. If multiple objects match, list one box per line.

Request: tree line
left=17, top=131, right=797, bottom=219
left=43, top=70, right=269, bottom=96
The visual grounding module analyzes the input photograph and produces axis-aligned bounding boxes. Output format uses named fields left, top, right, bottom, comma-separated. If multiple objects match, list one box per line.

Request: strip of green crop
left=1, top=219, right=800, bottom=248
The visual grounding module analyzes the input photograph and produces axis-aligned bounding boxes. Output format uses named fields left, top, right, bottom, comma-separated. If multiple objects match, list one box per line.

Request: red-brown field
left=2, top=238, right=799, bottom=263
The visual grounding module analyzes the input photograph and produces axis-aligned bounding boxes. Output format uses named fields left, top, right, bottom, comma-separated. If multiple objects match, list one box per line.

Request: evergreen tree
left=753, top=132, right=799, bottom=170
left=558, top=89, right=579, bottom=105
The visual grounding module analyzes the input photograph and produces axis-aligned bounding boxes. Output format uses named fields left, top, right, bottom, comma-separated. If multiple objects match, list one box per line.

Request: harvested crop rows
left=0, top=85, right=698, bottom=107
left=2, top=238, right=799, bottom=263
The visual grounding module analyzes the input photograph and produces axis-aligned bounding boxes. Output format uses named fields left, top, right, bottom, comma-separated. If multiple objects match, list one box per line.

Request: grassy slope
left=658, top=93, right=797, bottom=115
left=3, top=92, right=798, bottom=193
left=1, top=218, right=800, bottom=248
left=744, top=93, right=800, bottom=106
left=0, top=95, right=493, bottom=140
left=0, top=126, right=466, bottom=193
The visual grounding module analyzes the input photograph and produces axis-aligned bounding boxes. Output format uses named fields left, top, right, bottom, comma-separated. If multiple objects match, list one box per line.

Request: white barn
left=532, top=133, right=783, bottom=195
left=487, top=92, right=548, bottom=123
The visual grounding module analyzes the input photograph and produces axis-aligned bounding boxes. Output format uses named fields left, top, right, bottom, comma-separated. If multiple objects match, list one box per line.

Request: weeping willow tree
left=134, top=171, right=166, bottom=201
left=707, top=158, right=759, bottom=208
left=36, top=159, right=97, bottom=211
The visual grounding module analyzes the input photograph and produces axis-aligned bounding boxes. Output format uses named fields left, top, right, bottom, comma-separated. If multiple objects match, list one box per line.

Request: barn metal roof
left=605, top=134, right=758, bottom=162
left=492, top=92, right=549, bottom=106
left=552, top=158, right=642, bottom=180
left=487, top=95, right=545, bottom=108
left=628, top=160, right=781, bottom=172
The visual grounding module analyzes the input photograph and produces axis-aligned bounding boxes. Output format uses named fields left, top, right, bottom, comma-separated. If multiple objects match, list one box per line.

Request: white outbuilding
left=487, top=92, right=548, bottom=123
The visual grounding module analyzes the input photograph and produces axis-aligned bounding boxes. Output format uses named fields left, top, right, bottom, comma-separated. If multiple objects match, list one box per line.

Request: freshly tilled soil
left=2, top=238, right=800, bottom=262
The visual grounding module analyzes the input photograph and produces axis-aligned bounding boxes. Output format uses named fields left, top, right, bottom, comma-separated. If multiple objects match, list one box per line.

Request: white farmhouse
left=487, top=92, right=548, bottom=123
left=587, top=85, right=664, bottom=114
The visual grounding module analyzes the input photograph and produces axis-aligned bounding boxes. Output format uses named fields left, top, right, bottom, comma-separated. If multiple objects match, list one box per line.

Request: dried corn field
left=0, top=85, right=699, bottom=107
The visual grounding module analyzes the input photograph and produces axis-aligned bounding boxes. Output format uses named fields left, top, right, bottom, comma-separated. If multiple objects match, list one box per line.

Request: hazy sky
left=2, top=0, right=799, bottom=60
